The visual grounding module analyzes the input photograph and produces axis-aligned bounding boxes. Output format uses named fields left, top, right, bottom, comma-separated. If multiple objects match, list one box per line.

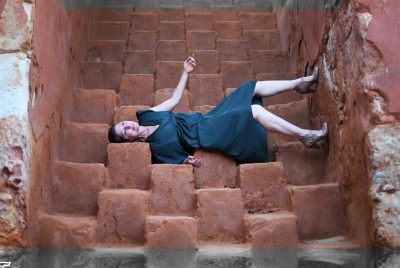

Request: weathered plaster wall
left=276, top=0, right=400, bottom=247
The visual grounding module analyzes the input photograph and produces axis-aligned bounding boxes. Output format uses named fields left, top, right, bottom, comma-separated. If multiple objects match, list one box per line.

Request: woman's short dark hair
left=108, top=125, right=127, bottom=143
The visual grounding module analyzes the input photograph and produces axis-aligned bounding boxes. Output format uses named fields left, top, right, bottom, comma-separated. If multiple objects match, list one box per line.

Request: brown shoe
left=300, top=122, right=328, bottom=148
left=294, top=67, right=319, bottom=94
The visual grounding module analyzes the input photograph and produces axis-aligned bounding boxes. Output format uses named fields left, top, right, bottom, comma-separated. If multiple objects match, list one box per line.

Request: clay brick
left=132, top=13, right=158, bottom=30
left=158, top=8, right=184, bottom=21
left=220, top=61, right=254, bottom=89
left=193, top=105, right=215, bottom=114
left=214, top=21, right=242, bottom=39
left=114, top=105, right=151, bottom=123
left=211, top=9, right=239, bottom=21
left=217, top=40, right=248, bottom=61
left=151, top=164, right=195, bottom=215
left=157, top=40, right=187, bottom=61
left=244, top=212, right=298, bottom=248
left=276, top=141, right=329, bottom=186
left=197, top=189, right=244, bottom=243
left=187, top=50, right=220, bottom=74
left=72, top=89, right=117, bottom=124
left=81, top=62, right=122, bottom=90
left=154, top=88, right=192, bottom=113
left=107, top=143, right=151, bottom=189
left=186, top=13, right=213, bottom=30
left=91, top=9, right=132, bottom=21
left=158, top=21, right=185, bottom=40
left=146, top=216, right=197, bottom=248
left=289, top=183, right=344, bottom=240
left=91, top=22, right=130, bottom=40
left=249, top=50, right=293, bottom=74
left=155, top=61, right=184, bottom=90
left=98, top=189, right=150, bottom=245
left=128, top=31, right=157, bottom=50
left=124, top=50, right=156, bottom=74
left=51, top=161, right=106, bottom=215
left=193, top=149, right=237, bottom=188
left=38, top=213, right=97, bottom=248
left=243, top=30, right=281, bottom=50
left=239, top=162, right=290, bottom=211
left=240, top=12, right=277, bottom=30
left=225, top=87, right=236, bottom=97
left=61, top=123, right=109, bottom=164
left=119, top=74, right=154, bottom=106
left=189, top=74, right=224, bottom=106
left=186, top=31, right=216, bottom=50
left=86, top=40, right=126, bottom=62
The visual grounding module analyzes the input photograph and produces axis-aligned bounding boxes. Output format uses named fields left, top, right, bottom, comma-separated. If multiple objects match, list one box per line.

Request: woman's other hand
left=183, top=56, right=196, bottom=74
left=184, top=155, right=202, bottom=168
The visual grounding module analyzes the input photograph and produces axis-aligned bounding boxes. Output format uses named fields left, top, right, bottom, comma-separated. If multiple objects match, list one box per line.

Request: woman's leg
left=253, top=74, right=316, bottom=97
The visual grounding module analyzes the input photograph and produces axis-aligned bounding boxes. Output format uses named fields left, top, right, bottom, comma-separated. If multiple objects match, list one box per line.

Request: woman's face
left=114, top=121, right=140, bottom=141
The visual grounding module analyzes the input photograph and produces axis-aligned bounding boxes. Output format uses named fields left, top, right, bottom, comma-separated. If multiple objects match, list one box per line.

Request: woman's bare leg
left=253, top=74, right=316, bottom=97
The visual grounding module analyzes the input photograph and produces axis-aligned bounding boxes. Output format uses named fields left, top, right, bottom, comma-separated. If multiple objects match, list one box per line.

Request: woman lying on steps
left=108, top=56, right=328, bottom=168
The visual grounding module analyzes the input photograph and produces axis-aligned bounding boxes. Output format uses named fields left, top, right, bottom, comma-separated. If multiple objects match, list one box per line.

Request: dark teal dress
left=137, top=80, right=268, bottom=164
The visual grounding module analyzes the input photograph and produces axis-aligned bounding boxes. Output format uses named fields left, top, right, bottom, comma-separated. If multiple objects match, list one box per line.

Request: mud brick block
left=220, top=61, right=254, bottom=89
left=154, top=88, right=192, bottom=113
left=186, top=31, right=216, bottom=50
left=114, top=105, right=151, bottom=123
left=193, top=105, right=215, bottom=114
left=132, top=13, right=158, bottom=30
left=189, top=74, right=224, bottom=106
left=211, top=8, right=239, bottom=21
left=158, top=8, right=184, bottom=21
left=38, top=214, right=97, bottom=248
left=107, top=143, right=151, bottom=189
left=119, top=74, right=154, bottom=106
left=214, top=21, right=242, bottom=39
left=61, top=123, right=109, bottom=164
left=217, top=40, right=248, bottom=61
left=98, top=189, right=150, bottom=245
left=155, top=61, right=184, bottom=90
left=276, top=141, right=329, bottom=186
left=151, top=164, right=195, bottom=215
left=72, top=89, right=117, bottom=124
left=129, top=31, right=157, bottom=50
left=81, top=62, right=122, bottom=90
left=90, top=22, right=130, bottom=40
left=225, top=87, right=236, bottom=97
left=289, top=183, right=344, bottom=240
left=193, top=149, right=237, bottom=188
left=197, top=189, right=244, bottom=243
left=240, top=12, right=277, bottom=30
left=187, top=50, right=219, bottom=74
left=186, top=13, right=213, bottom=30
left=146, top=216, right=197, bottom=248
left=124, top=50, right=156, bottom=74
left=86, top=40, right=126, bottom=62
left=243, top=30, right=281, bottom=50
left=157, top=40, right=187, bottom=61
left=52, top=161, right=106, bottom=215
left=91, top=9, right=132, bottom=21
left=249, top=50, right=292, bottom=74
left=239, top=162, right=290, bottom=211
left=244, top=212, right=298, bottom=248
left=158, top=21, right=185, bottom=40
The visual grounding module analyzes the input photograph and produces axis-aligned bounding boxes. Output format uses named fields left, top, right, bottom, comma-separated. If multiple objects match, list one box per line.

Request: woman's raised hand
left=183, top=56, right=196, bottom=73
left=184, top=155, right=202, bottom=168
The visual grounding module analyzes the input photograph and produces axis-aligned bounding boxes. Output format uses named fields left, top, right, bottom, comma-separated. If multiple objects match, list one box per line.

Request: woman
left=109, top=57, right=328, bottom=168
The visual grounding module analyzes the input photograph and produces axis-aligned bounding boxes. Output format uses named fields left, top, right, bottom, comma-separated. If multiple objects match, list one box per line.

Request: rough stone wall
left=276, top=0, right=400, bottom=247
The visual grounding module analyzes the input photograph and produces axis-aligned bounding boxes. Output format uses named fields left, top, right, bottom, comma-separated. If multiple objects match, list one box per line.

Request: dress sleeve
left=151, top=141, right=188, bottom=164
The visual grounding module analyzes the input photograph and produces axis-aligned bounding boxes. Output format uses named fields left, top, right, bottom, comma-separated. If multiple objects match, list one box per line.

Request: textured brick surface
left=158, top=21, right=185, bottom=40
left=211, top=9, right=239, bottom=21
left=128, top=31, right=157, bottom=50
left=91, top=9, right=132, bottom=21
left=158, top=8, right=184, bottom=21
left=249, top=50, right=292, bottom=74
left=197, top=189, right=244, bottom=243
left=107, top=143, right=151, bottom=189
left=240, top=12, right=277, bottom=30
left=119, top=74, right=154, bottom=106
left=220, top=61, right=254, bottom=89
left=124, top=50, right=156, bottom=74
left=214, top=21, right=242, bottom=39
left=193, top=149, right=237, bottom=188
left=98, top=190, right=150, bottom=245
left=146, top=216, right=197, bottom=248
left=186, top=31, right=216, bottom=50
left=154, top=88, right=192, bottom=113
left=132, top=13, right=158, bottom=30
left=243, top=30, right=281, bottom=50
left=189, top=74, right=224, bottom=106
left=187, top=50, right=219, bottom=74
left=81, top=62, right=122, bottom=89
left=151, top=164, right=195, bottom=215
left=114, top=105, right=151, bottom=123
left=51, top=162, right=106, bottom=215
left=155, top=61, right=184, bottom=90
left=91, top=22, right=130, bottom=40
left=157, top=40, right=187, bottom=61
left=193, top=105, right=215, bottom=114
left=72, top=89, right=117, bottom=124
left=86, top=40, right=126, bottom=62
left=186, top=13, right=213, bottom=30
left=217, top=40, right=248, bottom=61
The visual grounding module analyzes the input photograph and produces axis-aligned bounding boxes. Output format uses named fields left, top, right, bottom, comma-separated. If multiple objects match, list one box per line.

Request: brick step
left=211, top=9, right=240, bottom=21
left=119, top=74, right=154, bottom=106
left=154, top=88, right=191, bottom=113
left=189, top=74, right=224, bottom=106
left=187, top=50, right=220, bottom=74
left=81, top=61, right=122, bottom=90
left=86, top=40, right=126, bottom=62
left=113, top=105, right=150, bottom=123
left=157, top=9, right=184, bottom=22
left=60, top=122, right=109, bottom=164
left=72, top=89, right=117, bottom=124
left=158, top=21, right=185, bottom=40
left=150, top=164, right=195, bottom=215
left=157, top=40, right=187, bottom=61
left=124, top=50, right=156, bottom=74
left=90, top=9, right=132, bottom=22
left=243, top=30, right=281, bottom=50
left=51, top=161, right=107, bottom=215
left=276, top=141, right=330, bottom=186
left=129, top=31, right=157, bottom=50
left=220, top=61, right=254, bottom=89
left=250, top=50, right=295, bottom=74
left=155, top=61, right=184, bottom=90
left=288, top=183, right=344, bottom=240
left=145, top=216, right=197, bottom=248
left=239, top=12, right=277, bottom=30
left=97, top=189, right=150, bottom=246
left=214, top=21, right=242, bottom=39
left=186, top=12, right=213, bottom=31
left=244, top=211, right=298, bottom=248
left=239, top=162, right=291, bottom=212
left=217, top=40, right=249, bottom=61
left=90, top=21, right=130, bottom=40
left=298, top=236, right=360, bottom=250
left=187, top=31, right=216, bottom=50
left=38, top=213, right=97, bottom=248
left=131, top=13, right=158, bottom=31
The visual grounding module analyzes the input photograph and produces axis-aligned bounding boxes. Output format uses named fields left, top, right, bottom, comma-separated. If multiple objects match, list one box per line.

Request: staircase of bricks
left=38, top=8, right=358, bottom=253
